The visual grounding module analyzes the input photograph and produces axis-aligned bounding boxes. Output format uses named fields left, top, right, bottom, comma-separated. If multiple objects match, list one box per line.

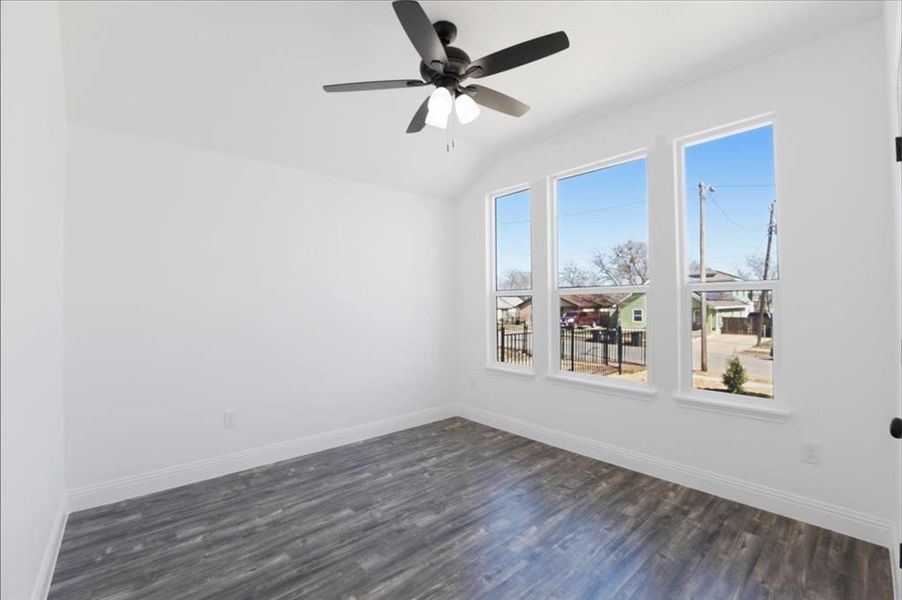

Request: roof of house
left=560, top=294, right=617, bottom=309
left=496, top=296, right=531, bottom=310
left=690, top=290, right=752, bottom=310
left=688, top=269, right=745, bottom=283
left=706, top=299, right=750, bottom=310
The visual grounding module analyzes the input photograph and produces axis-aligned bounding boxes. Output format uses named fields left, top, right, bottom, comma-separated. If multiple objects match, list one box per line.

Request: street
left=692, top=332, right=773, bottom=396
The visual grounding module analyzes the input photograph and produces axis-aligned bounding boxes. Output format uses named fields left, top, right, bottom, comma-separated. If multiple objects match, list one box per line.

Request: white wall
left=64, top=124, right=455, bottom=495
left=0, top=2, right=69, bottom=598
left=455, top=18, right=901, bottom=546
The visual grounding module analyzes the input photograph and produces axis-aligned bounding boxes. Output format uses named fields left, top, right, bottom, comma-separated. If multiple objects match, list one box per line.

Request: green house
left=687, top=269, right=754, bottom=332
left=613, top=269, right=754, bottom=332
left=614, top=293, right=647, bottom=330
left=690, top=292, right=751, bottom=332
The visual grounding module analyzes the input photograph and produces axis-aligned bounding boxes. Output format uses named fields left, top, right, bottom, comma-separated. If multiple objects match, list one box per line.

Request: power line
left=558, top=200, right=644, bottom=219
left=499, top=187, right=773, bottom=226
left=708, top=193, right=758, bottom=232
left=714, top=183, right=775, bottom=188
left=497, top=199, right=644, bottom=225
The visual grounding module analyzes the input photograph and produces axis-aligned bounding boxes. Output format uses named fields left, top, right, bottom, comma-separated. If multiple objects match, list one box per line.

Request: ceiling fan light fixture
left=455, top=93, right=480, bottom=124
left=322, top=1, right=570, bottom=135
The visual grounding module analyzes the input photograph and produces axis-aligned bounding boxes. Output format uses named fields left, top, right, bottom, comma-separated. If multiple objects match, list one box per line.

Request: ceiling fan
left=323, top=0, right=570, bottom=133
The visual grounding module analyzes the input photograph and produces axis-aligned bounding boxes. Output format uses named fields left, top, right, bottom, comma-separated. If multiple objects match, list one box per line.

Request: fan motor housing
left=420, top=46, right=470, bottom=82
left=433, top=20, right=457, bottom=45
left=419, top=21, right=470, bottom=84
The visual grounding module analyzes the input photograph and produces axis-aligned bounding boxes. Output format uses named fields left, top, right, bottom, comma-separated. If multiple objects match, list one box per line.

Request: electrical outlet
left=223, top=409, right=237, bottom=429
left=802, top=442, right=821, bottom=465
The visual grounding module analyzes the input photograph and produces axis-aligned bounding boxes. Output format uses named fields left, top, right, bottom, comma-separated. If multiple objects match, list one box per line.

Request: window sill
left=544, top=373, right=657, bottom=401
left=485, top=365, right=535, bottom=380
left=673, top=392, right=790, bottom=423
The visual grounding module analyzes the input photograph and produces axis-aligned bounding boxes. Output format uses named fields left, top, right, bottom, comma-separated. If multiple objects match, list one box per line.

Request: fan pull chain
left=446, top=109, right=456, bottom=153
left=446, top=113, right=452, bottom=153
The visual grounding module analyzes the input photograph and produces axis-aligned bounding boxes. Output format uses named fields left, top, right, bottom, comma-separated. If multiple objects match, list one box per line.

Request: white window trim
left=632, top=308, right=644, bottom=323
left=546, top=372, right=657, bottom=400
left=674, top=113, right=789, bottom=422
left=673, top=391, right=789, bottom=423
left=486, top=364, right=535, bottom=380
left=546, top=149, right=655, bottom=396
left=486, top=183, right=534, bottom=373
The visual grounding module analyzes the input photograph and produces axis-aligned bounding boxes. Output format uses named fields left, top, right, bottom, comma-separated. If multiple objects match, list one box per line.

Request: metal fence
left=496, top=325, right=533, bottom=366
left=560, top=326, right=646, bottom=376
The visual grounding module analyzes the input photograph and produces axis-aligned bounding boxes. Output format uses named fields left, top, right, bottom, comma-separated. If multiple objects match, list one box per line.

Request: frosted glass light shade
left=427, top=87, right=453, bottom=115
left=455, top=93, right=480, bottom=124
left=425, top=87, right=453, bottom=129
left=425, top=107, right=449, bottom=129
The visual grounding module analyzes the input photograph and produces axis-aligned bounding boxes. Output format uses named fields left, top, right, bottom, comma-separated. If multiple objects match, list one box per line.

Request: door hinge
left=896, top=136, right=902, bottom=162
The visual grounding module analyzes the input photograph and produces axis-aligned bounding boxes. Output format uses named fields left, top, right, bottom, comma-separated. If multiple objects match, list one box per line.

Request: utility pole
left=756, top=200, right=776, bottom=346
left=698, top=182, right=714, bottom=372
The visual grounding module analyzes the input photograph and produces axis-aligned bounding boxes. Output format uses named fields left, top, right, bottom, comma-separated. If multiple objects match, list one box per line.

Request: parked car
left=560, top=311, right=597, bottom=328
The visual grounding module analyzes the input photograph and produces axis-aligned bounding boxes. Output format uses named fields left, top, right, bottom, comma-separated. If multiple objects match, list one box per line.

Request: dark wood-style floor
left=50, top=418, right=892, bottom=599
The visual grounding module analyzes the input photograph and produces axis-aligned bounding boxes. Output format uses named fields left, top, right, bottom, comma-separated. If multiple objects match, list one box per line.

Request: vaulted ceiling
left=59, top=1, right=881, bottom=200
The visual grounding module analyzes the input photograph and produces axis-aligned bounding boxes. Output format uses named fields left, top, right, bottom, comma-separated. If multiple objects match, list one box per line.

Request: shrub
left=722, top=354, right=747, bottom=394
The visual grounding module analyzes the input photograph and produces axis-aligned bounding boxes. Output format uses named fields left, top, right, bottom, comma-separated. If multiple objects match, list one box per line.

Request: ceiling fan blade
left=392, top=1, right=448, bottom=70
left=406, top=96, right=431, bottom=133
left=323, top=80, right=427, bottom=93
left=466, top=31, right=569, bottom=79
left=466, top=85, right=529, bottom=117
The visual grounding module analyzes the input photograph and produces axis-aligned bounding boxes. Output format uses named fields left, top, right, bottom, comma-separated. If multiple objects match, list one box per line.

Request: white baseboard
left=455, top=403, right=897, bottom=549
left=59, top=401, right=900, bottom=598
left=68, top=404, right=456, bottom=512
left=31, top=492, right=68, bottom=600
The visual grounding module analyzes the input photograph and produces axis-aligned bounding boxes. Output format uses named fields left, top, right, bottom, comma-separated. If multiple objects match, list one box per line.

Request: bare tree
left=559, top=262, right=600, bottom=288
left=499, top=269, right=531, bottom=291
left=737, top=256, right=774, bottom=342
left=739, top=254, right=779, bottom=281
left=591, top=241, right=648, bottom=286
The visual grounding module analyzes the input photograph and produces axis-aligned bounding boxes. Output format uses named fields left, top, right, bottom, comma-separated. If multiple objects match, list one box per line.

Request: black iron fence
left=497, top=325, right=533, bottom=366
left=560, top=326, right=646, bottom=376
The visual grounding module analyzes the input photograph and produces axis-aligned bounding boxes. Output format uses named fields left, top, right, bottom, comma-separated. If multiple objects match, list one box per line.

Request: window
left=557, top=158, right=647, bottom=287
left=496, top=296, right=533, bottom=366
left=491, top=188, right=532, bottom=368
left=494, top=189, right=531, bottom=291
left=681, top=122, right=778, bottom=400
left=553, top=155, right=648, bottom=383
left=691, top=289, right=774, bottom=398
left=684, top=125, right=778, bottom=280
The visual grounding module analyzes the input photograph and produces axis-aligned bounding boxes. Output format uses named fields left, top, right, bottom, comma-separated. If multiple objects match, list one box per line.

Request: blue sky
left=495, top=124, right=776, bottom=287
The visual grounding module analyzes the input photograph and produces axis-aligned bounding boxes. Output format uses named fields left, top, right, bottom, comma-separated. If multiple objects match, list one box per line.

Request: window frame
left=673, top=114, right=789, bottom=422
left=632, top=308, right=644, bottom=324
left=545, top=149, right=656, bottom=397
left=486, top=183, right=534, bottom=376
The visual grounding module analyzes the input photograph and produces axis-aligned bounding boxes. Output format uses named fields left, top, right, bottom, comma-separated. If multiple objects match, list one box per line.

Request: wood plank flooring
left=49, top=418, right=893, bottom=599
